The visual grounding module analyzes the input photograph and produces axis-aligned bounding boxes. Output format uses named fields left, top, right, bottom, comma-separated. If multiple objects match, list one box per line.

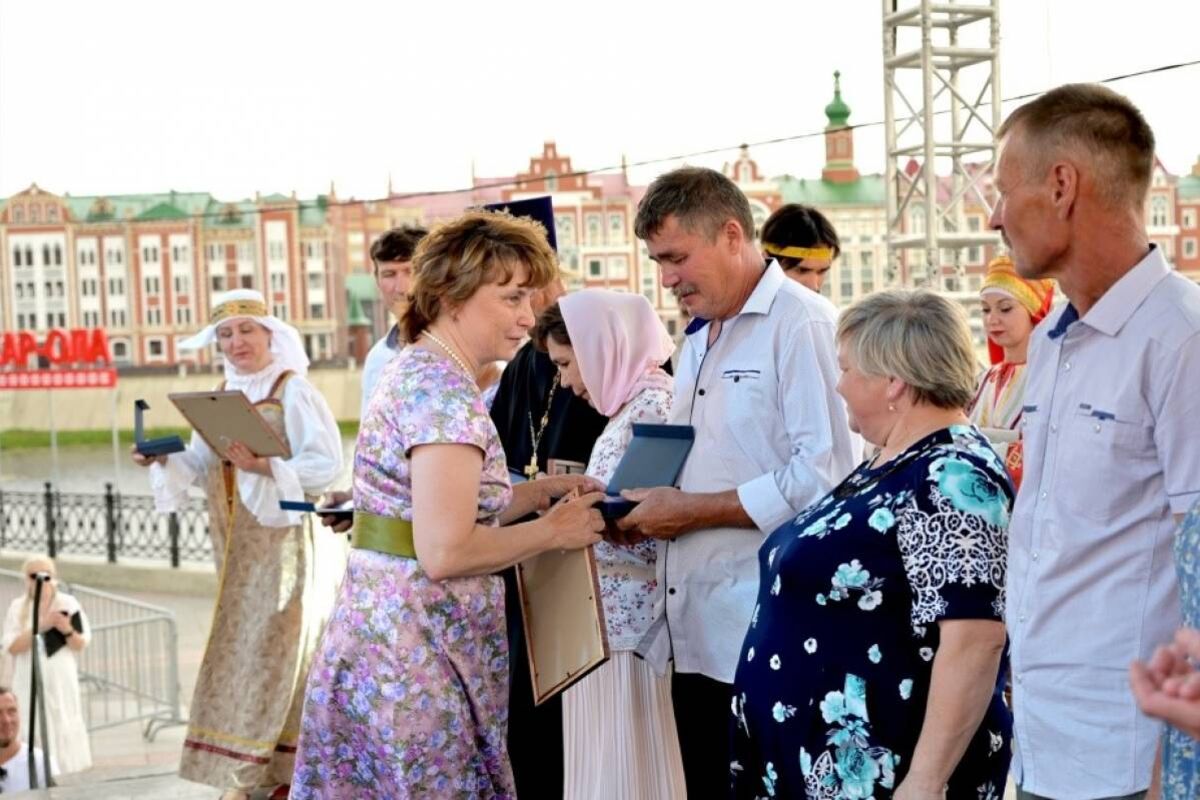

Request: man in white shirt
left=995, top=83, right=1200, bottom=800
left=322, top=227, right=427, bottom=533
left=618, top=167, right=859, bottom=794
left=359, top=226, right=428, bottom=415
left=0, top=686, right=56, bottom=791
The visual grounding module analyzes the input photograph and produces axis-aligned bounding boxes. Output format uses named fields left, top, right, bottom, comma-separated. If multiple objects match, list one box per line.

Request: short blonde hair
left=401, top=210, right=558, bottom=343
left=837, top=289, right=979, bottom=409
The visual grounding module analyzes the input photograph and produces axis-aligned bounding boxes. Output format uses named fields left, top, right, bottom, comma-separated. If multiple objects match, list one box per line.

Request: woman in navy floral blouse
left=731, top=290, right=1012, bottom=800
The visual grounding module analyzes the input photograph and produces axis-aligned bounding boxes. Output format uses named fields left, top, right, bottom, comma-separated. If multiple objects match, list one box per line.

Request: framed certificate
left=169, top=390, right=289, bottom=460
left=515, top=544, right=608, bottom=705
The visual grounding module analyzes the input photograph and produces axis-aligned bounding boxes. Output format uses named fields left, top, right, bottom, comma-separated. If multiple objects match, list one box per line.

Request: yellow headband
left=211, top=300, right=268, bottom=324
left=763, top=242, right=835, bottom=261
left=980, top=256, right=1053, bottom=319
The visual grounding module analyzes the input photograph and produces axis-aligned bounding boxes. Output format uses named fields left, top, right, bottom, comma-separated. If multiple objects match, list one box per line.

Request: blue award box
left=601, top=423, right=695, bottom=520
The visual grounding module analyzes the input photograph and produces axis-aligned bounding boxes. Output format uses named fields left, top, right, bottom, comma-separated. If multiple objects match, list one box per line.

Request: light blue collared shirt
left=1008, top=246, right=1200, bottom=798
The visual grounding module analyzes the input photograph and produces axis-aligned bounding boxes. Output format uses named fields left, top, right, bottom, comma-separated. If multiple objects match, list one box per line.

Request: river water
left=0, top=438, right=358, bottom=495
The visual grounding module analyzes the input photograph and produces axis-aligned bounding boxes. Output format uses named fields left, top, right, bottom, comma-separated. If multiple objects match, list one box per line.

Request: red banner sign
left=0, top=328, right=117, bottom=390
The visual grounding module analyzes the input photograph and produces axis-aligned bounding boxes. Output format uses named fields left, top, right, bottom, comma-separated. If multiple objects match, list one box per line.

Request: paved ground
left=9, top=582, right=1021, bottom=799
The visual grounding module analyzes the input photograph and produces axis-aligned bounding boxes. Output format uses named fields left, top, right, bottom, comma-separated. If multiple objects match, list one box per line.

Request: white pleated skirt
left=562, top=650, right=687, bottom=800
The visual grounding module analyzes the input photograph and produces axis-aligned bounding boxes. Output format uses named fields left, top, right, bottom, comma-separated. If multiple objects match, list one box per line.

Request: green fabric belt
left=352, top=512, right=416, bottom=559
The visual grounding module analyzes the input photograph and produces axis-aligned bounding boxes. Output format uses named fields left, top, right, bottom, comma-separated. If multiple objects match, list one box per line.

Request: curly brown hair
left=401, top=210, right=559, bottom=343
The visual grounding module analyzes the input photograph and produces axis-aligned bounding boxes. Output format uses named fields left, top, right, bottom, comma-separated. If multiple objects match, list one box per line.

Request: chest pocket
left=719, top=368, right=777, bottom=468
left=1063, top=404, right=1154, bottom=523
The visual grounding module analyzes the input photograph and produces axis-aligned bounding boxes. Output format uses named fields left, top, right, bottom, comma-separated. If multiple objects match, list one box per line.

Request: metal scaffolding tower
left=882, top=0, right=1003, bottom=290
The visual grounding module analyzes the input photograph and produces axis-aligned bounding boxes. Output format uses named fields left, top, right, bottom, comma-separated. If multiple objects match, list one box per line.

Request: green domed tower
left=822, top=71, right=860, bottom=183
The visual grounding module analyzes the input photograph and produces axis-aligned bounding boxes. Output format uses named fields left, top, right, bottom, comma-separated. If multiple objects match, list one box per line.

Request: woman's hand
left=1131, top=627, right=1200, bottom=739
left=226, top=442, right=272, bottom=476
left=541, top=491, right=605, bottom=551
left=536, top=474, right=605, bottom=506
left=51, top=610, right=74, bottom=635
left=130, top=444, right=166, bottom=467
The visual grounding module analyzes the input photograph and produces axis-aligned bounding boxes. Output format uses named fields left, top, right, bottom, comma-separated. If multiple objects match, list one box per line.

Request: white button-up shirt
left=639, top=261, right=859, bottom=683
left=1008, top=246, right=1200, bottom=798
left=361, top=324, right=401, bottom=418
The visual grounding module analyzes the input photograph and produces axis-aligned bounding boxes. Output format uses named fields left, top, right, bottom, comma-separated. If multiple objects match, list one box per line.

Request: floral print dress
left=1162, top=500, right=1200, bottom=799
left=730, top=425, right=1012, bottom=799
left=292, top=348, right=516, bottom=799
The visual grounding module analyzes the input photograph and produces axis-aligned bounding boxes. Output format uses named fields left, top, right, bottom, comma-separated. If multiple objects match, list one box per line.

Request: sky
left=0, top=0, right=1197, bottom=203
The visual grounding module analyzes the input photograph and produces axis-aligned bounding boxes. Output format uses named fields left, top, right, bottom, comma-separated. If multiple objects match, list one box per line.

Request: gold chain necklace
left=421, top=330, right=474, bottom=379
left=525, top=372, right=560, bottom=479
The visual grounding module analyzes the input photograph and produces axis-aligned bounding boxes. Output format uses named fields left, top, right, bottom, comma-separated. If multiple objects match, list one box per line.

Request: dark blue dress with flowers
left=730, top=425, right=1013, bottom=799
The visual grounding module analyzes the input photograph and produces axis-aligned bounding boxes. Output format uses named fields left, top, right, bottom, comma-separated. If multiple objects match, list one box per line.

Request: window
left=42, top=245, right=50, bottom=265
left=53, top=244, right=62, bottom=265
left=111, top=340, right=130, bottom=361
left=173, top=275, right=191, bottom=295
left=608, top=255, right=629, bottom=279
left=586, top=214, right=602, bottom=245
left=81, top=279, right=98, bottom=297
left=171, top=244, right=190, bottom=263
left=240, top=274, right=254, bottom=289
left=54, top=312, right=66, bottom=327
left=109, top=309, right=127, bottom=327
left=238, top=242, right=255, bottom=262
left=839, top=265, right=853, bottom=299
left=175, top=306, right=192, bottom=325
left=1184, top=209, right=1197, bottom=230
left=860, top=264, right=874, bottom=294
left=307, top=273, right=324, bottom=291
left=556, top=216, right=575, bottom=246
left=1185, top=238, right=1198, bottom=259
left=145, top=307, right=163, bottom=325
left=268, top=241, right=286, bottom=261
left=15, top=283, right=23, bottom=299
left=309, top=303, right=325, bottom=319
left=144, top=276, right=161, bottom=295
left=588, top=258, right=603, bottom=278
left=270, top=273, right=286, bottom=291
left=545, top=171, right=558, bottom=191
left=107, top=247, right=124, bottom=264
left=272, top=303, right=288, bottom=320
left=12, top=248, right=21, bottom=267
left=55, top=280, right=64, bottom=297
left=739, top=163, right=752, bottom=183
left=211, top=275, right=226, bottom=292
left=910, top=207, right=925, bottom=234
left=148, top=339, right=165, bottom=357
left=16, top=313, right=26, bottom=329
left=83, top=310, right=99, bottom=327
left=11, top=206, right=22, bottom=223
left=47, top=206, right=58, bottom=222
left=1151, top=196, right=1169, bottom=227
left=142, top=244, right=160, bottom=263
left=608, top=214, right=624, bottom=244
left=108, top=277, right=125, bottom=296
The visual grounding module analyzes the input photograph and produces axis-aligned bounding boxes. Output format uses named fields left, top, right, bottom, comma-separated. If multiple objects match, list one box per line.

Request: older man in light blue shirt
left=994, top=84, right=1200, bottom=800
left=619, top=167, right=859, bottom=796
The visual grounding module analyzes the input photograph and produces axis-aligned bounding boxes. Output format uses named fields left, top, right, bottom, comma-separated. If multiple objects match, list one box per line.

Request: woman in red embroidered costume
left=968, top=255, right=1055, bottom=489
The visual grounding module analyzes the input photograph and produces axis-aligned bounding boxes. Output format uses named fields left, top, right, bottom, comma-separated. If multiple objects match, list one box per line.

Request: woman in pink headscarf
left=533, top=289, right=685, bottom=800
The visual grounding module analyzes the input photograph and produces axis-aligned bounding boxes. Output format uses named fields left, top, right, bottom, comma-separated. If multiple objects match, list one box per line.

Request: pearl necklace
left=421, top=330, right=474, bottom=378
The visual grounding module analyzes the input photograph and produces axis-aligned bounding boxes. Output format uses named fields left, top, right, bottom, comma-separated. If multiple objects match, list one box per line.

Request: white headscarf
left=179, top=289, right=310, bottom=378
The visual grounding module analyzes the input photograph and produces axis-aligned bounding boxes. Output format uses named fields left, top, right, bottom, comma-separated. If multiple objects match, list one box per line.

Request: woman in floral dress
left=533, top=289, right=685, bottom=799
left=291, top=209, right=605, bottom=799
left=731, top=290, right=1012, bottom=799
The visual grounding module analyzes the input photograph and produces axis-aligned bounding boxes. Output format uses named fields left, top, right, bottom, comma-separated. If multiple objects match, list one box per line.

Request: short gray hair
left=997, top=83, right=1155, bottom=209
left=634, top=167, right=755, bottom=242
left=837, top=289, right=978, bottom=409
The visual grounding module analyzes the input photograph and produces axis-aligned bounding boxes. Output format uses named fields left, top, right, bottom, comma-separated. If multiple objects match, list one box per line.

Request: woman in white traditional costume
left=132, top=289, right=345, bottom=800
left=2, top=556, right=91, bottom=775
left=532, top=289, right=687, bottom=800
